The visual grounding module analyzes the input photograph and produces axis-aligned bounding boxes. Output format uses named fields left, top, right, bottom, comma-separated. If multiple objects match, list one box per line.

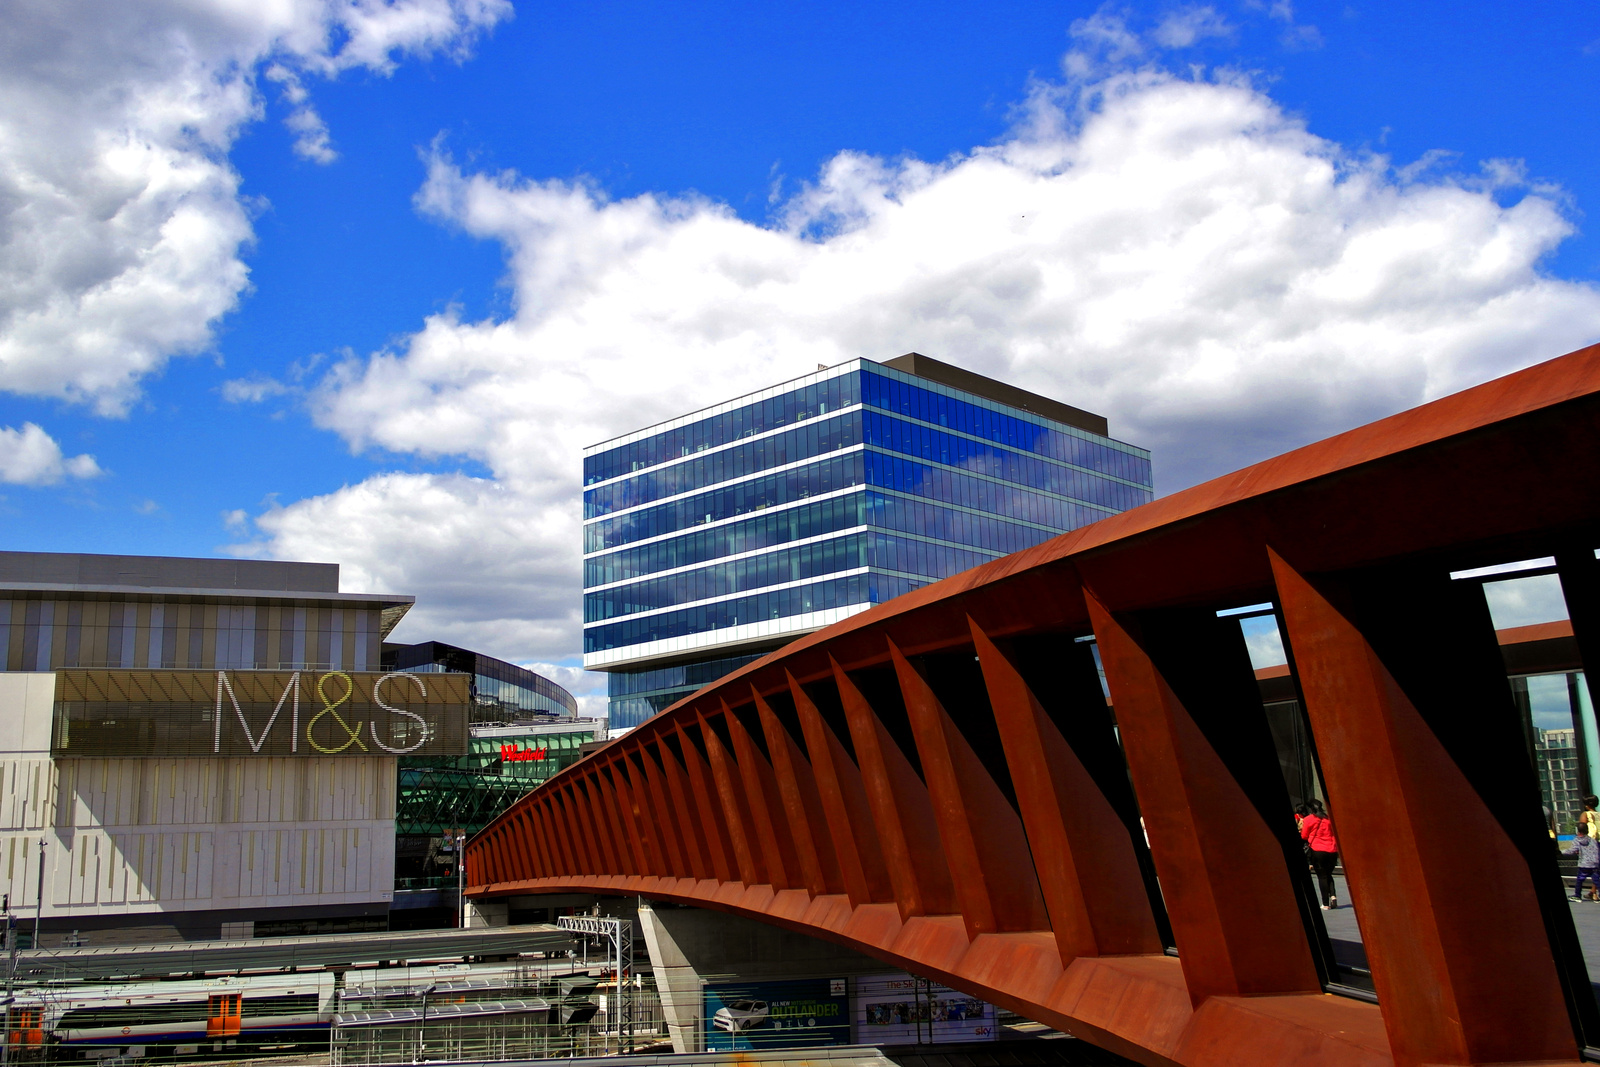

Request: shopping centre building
left=583, top=353, right=1155, bottom=728
left=384, top=642, right=599, bottom=920
left=0, top=551, right=587, bottom=943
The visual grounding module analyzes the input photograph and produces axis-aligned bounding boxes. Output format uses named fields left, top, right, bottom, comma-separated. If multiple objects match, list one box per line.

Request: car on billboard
left=713, top=999, right=770, bottom=1033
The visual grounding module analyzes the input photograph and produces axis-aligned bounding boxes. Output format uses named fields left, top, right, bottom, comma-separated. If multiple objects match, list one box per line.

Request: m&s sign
left=52, top=668, right=472, bottom=759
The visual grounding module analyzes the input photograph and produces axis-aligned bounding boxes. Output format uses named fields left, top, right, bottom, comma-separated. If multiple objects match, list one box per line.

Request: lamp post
left=31, top=841, right=43, bottom=952
left=415, top=983, right=437, bottom=1064
left=452, top=830, right=466, bottom=928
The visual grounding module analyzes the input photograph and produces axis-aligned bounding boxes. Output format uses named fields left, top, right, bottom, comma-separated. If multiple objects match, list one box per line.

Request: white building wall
left=0, top=673, right=396, bottom=920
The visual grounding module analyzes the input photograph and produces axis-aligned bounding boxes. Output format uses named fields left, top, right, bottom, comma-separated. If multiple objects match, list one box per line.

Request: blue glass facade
left=382, top=640, right=579, bottom=723
left=584, top=358, right=1153, bottom=729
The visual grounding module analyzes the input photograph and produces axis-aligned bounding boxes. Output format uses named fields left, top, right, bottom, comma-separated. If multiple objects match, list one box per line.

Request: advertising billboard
left=853, top=973, right=998, bottom=1045
left=51, top=669, right=471, bottom=758
left=703, top=977, right=850, bottom=1050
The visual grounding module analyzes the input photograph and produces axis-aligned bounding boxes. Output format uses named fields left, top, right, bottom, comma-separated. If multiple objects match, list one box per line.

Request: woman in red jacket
left=1300, top=799, right=1340, bottom=909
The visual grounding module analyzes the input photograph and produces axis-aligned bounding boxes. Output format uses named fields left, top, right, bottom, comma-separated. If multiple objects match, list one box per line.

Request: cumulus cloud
left=0, top=0, right=509, bottom=416
left=1253, top=0, right=1323, bottom=50
left=245, top=64, right=1600, bottom=668
left=0, top=423, right=101, bottom=486
left=1482, top=573, right=1570, bottom=630
left=240, top=470, right=578, bottom=658
left=1152, top=6, right=1233, bottom=48
left=221, top=375, right=293, bottom=404
left=265, top=65, right=337, bottom=164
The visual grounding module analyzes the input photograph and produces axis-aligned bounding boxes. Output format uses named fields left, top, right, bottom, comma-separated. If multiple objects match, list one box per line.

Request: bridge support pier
left=636, top=898, right=897, bottom=1053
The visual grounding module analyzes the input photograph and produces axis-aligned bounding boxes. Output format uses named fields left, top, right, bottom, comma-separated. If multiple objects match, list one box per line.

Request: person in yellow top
left=1582, top=796, right=1600, bottom=840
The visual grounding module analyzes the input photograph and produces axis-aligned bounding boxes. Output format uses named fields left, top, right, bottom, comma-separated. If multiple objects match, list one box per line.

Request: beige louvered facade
left=0, top=674, right=398, bottom=923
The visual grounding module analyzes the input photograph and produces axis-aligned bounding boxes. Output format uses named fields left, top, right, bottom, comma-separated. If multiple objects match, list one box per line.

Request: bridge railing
left=468, top=343, right=1600, bottom=1067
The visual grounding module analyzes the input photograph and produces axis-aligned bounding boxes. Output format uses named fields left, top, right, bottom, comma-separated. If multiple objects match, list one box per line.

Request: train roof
left=14, top=924, right=573, bottom=982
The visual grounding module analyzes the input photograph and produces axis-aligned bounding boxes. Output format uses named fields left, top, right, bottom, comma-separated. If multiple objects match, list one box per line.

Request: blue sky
left=1, top=1, right=1596, bottom=702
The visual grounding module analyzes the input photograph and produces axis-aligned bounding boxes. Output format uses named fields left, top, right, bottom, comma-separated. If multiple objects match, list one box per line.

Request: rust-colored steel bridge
left=467, top=344, right=1600, bottom=1067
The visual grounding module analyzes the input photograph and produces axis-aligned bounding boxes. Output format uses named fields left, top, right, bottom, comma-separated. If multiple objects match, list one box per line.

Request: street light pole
left=415, top=983, right=436, bottom=1064
left=31, top=840, right=44, bottom=951
left=454, top=831, right=466, bottom=929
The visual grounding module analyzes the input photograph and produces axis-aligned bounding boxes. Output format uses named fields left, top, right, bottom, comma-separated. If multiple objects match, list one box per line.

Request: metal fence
left=331, top=981, right=664, bottom=1066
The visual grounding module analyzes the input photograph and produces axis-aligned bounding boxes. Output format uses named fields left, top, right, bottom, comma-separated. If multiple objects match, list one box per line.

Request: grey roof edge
left=15, top=924, right=573, bottom=980
left=0, top=552, right=342, bottom=593
left=0, top=581, right=415, bottom=606
left=880, top=353, right=1109, bottom=438
left=21, top=922, right=566, bottom=960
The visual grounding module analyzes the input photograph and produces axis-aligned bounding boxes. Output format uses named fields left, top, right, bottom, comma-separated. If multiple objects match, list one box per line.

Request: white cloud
left=221, top=375, right=292, bottom=403
left=1239, top=614, right=1287, bottom=670
left=247, top=67, right=1600, bottom=668
left=0, top=423, right=101, bottom=486
left=1152, top=6, right=1233, bottom=48
left=1066, top=9, right=1149, bottom=72
left=240, top=470, right=579, bottom=655
left=1482, top=574, right=1570, bottom=630
left=265, top=64, right=337, bottom=164
left=0, top=0, right=510, bottom=416
left=1259, top=0, right=1323, bottom=49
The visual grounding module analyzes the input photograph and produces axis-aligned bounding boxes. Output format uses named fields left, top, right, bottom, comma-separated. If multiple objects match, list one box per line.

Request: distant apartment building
left=1538, top=727, right=1584, bottom=832
left=582, top=353, right=1155, bottom=730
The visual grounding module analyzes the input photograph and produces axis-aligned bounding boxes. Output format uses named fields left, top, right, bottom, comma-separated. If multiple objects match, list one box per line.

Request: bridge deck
left=469, top=343, right=1600, bottom=1067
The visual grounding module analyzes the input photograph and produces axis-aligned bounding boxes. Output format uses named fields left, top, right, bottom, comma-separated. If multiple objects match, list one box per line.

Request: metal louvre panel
left=52, top=670, right=471, bottom=758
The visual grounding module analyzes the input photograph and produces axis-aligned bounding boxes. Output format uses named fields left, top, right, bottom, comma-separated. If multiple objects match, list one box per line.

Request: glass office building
left=384, top=640, right=579, bottom=723
left=584, top=353, right=1155, bottom=729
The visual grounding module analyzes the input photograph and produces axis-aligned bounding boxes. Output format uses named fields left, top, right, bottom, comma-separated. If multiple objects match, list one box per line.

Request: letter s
left=370, top=672, right=431, bottom=754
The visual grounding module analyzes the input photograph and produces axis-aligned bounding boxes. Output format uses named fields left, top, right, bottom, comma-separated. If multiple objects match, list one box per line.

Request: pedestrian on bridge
left=1300, top=799, right=1340, bottom=910
left=1580, top=795, right=1600, bottom=839
left=1565, top=822, right=1600, bottom=902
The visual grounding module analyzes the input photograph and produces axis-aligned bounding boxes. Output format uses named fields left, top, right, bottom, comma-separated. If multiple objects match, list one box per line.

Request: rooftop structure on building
left=582, top=353, right=1155, bottom=730
left=0, top=550, right=413, bottom=669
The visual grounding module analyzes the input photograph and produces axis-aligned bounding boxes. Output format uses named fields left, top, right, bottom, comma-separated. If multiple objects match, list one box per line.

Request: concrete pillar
left=635, top=899, right=893, bottom=1054
left=636, top=899, right=702, bottom=1053
left=463, top=899, right=509, bottom=928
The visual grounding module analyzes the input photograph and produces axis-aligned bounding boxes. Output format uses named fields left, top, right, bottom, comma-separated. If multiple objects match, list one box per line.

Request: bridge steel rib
left=467, top=343, right=1600, bottom=1067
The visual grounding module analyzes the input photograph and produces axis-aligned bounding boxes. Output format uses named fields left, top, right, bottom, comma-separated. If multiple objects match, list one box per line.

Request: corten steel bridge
left=467, top=344, right=1600, bottom=1067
